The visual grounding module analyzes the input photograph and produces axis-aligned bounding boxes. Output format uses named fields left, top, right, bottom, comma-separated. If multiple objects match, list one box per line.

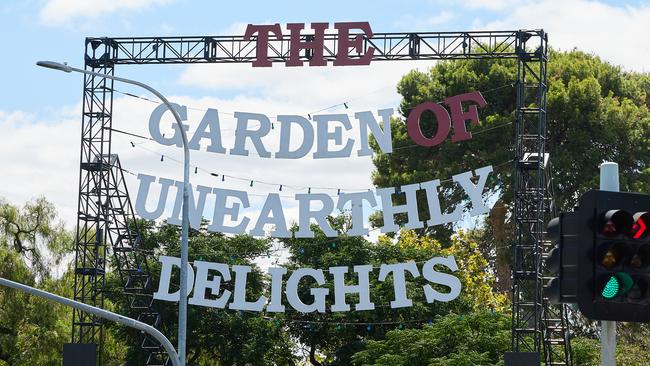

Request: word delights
left=135, top=165, right=493, bottom=237
left=153, top=255, right=462, bottom=313
left=149, top=92, right=487, bottom=157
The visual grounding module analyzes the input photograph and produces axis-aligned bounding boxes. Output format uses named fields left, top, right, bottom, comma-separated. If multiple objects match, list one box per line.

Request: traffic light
left=543, top=213, right=578, bottom=304
left=575, top=190, right=650, bottom=322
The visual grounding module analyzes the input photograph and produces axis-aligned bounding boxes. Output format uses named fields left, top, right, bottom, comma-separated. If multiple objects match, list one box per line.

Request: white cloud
left=178, top=59, right=428, bottom=112
left=393, top=11, right=456, bottom=30
left=477, top=0, right=650, bottom=71
left=39, top=0, right=171, bottom=26
left=464, top=0, right=519, bottom=11
left=0, top=110, right=80, bottom=227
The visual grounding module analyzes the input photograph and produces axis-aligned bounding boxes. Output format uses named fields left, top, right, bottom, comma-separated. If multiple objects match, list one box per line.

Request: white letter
left=356, top=108, right=393, bottom=156
left=189, top=261, right=232, bottom=308
left=249, top=193, right=290, bottom=237
left=148, top=103, right=188, bottom=147
left=167, top=182, right=212, bottom=229
left=378, top=262, right=420, bottom=308
left=295, top=193, right=337, bottom=238
left=336, top=191, right=377, bottom=236
left=420, top=179, right=462, bottom=226
left=135, top=174, right=174, bottom=220
left=376, top=184, right=423, bottom=233
left=267, top=267, right=287, bottom=312
left=153, top=256, right=195, bottom=302
left=329, top=265, right=374, bottom=311
left=313, top=114, right=354, bottom=159
left=230, top=112, right=272, bottom=158
left=452, top=165, right=493, bottom=216
left=209, top=188, right=251, bottom=234
left=286, top=268, right=328, bottom=313
left=422, top=256, right=462, bottom=303
left=230, top=265, right=267, bottom=311
left=188, top=108, right=227, bottom=153
left=275, top=115, right=314, bottom=159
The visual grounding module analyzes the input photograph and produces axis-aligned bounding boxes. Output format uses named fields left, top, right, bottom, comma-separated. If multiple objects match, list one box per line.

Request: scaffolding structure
left=72, top=29, right=570, bottom=365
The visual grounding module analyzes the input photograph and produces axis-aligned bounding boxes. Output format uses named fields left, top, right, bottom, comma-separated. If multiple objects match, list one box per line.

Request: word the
left=245, top=22, right=375, bottom=67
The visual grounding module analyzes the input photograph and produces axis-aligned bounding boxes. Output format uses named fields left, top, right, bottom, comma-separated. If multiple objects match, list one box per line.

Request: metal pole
left=36, top=61, right=191, bottom=365
left=599, top=161, right=618, bottom=366
left=0, top=277, right=180, bottom=366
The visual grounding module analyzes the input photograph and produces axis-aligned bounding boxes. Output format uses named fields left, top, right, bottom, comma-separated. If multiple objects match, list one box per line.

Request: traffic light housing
left=575, top=190, right=650, bottom=321
left=544, top=213, right=579, bottom=304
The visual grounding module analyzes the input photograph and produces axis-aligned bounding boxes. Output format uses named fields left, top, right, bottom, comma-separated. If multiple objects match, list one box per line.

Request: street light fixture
left=37, top=61, right=191, bottom=366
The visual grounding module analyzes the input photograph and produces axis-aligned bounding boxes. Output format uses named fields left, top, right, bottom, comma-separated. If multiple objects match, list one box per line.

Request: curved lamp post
left=37, top=61, right=191, bottom=366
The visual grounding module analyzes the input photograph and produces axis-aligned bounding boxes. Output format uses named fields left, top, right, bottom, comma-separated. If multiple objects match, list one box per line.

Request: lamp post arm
left=0, top=277, right=180, bottom=366
left=40, top=61, right=191, bottom=365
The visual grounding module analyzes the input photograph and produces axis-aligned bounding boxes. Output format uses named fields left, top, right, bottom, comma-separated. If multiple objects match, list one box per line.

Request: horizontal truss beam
left=85, top=30, right=546, bottom=66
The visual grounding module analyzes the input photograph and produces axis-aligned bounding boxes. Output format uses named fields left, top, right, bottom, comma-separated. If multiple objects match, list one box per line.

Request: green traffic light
left=602, top=276, right=620, bottom=299
left=600, top=272, right=634, bottom=300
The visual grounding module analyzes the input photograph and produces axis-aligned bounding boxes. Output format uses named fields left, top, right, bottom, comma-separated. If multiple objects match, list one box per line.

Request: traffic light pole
left=599, top=162, right=618, bottom=366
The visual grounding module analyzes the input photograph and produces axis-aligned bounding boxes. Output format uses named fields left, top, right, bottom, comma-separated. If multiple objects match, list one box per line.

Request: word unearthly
left=135, top=165, right=492, bottom=237
left=154, top=255, right=462, bottom=313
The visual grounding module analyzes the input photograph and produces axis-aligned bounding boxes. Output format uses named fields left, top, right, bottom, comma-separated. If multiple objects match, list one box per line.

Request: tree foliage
left=0, top=197, right=72, bottom=278
left=370, top=49, right=650, bottom=295
left=277, top=218, right=505, bottom=365
left=350, top=311, right=510, bottom=366
left=107, top=220, right=297, bottom=366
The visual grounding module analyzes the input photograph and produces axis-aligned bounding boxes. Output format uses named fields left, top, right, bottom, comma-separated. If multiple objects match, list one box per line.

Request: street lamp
left=37, top=61, right=191, bottom=366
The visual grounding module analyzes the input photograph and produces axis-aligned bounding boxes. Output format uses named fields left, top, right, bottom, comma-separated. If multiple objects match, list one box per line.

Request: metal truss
left=73, top=42, right=169, bottom=365
left=72, top=29, right=569, bottom=365
left=84, top=30, right=536, bottom=66
left=511, top=32, right=571, bottom=365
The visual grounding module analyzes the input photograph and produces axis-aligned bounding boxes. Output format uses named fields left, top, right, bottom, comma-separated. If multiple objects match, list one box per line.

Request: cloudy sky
left=1, top=0, right=648, bottom=251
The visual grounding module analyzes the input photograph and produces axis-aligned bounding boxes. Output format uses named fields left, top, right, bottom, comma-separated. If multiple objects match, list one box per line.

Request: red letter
left=444, top=91, right=488, bottom=142
left=244, top=24, right=283, bottom=67
left=333, top=22, right=375, bottom=66
left=406, top=102, right=451, bottom=147
left=286, top=23, right=328, bottom=67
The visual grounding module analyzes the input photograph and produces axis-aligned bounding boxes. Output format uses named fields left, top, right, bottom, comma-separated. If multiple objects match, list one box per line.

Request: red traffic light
left=631, top=212, right=649, bottom=239
left=600, top=210, right=633, bottom=237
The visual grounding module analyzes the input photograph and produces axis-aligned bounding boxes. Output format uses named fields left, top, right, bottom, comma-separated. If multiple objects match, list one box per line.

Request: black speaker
left=504, top=351, right=540, bottom=366
left=63, top=343, right=97, bottom=366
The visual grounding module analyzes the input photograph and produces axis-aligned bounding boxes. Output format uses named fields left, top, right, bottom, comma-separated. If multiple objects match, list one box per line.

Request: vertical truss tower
left=71, top=29, right=570, bottom=365
left=511, top=33, right=571, bottom=365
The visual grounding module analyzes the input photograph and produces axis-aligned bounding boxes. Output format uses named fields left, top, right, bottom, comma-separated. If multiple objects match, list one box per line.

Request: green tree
left=277, top=217, right=505, bottom=365
left=106, top=220, right=297, bottom=366
left=350, top=311, right=510, bottom=366
left=0, top=197, right=72, bottom=278
left=370, top=49, right=650, bottom=293
left=0, top=197, right=125, bottom=366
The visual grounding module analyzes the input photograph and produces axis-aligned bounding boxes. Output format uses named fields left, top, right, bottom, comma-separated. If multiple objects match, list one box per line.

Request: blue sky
left=1, top=0, right=649, bottom=244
